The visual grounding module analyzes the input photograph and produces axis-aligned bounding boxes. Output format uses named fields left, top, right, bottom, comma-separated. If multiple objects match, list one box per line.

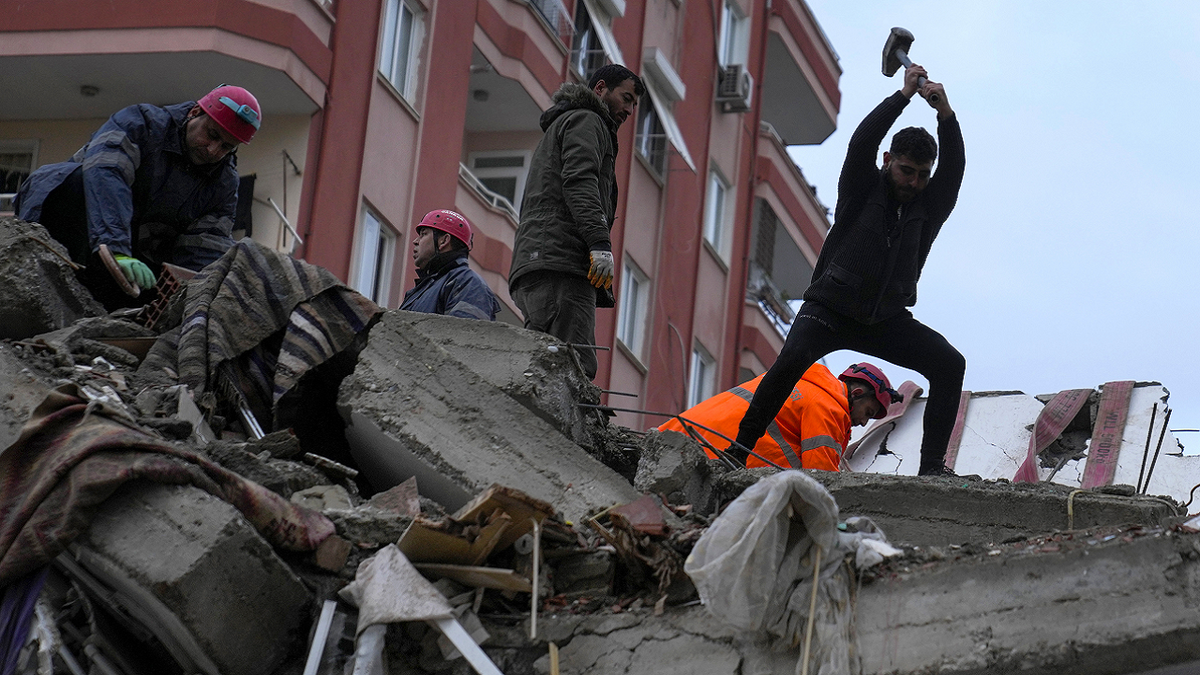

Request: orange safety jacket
left=659, top=364, right=851, bottom=471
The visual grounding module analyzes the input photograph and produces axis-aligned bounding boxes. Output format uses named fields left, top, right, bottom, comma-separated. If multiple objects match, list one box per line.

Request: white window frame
left=467, top=150, right=532, bottom=213
left=688, top=345, right=717, bottom=408
left=352, top=204, right=397, bottom=306
left=718, top=0, right=749, bottom=68
left=0, top=139, right=39, bottom=210
left=616, top=258, right=649, bottom=359
left=635, top=94, right=667, bottom=177
left=703, top=168, right=730, bottom=258
left=379, top=0, right=424, bottom=101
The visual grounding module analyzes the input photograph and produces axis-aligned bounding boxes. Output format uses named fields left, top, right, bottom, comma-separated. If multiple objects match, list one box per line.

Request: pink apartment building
left=0, top=0, right=840, bottom=429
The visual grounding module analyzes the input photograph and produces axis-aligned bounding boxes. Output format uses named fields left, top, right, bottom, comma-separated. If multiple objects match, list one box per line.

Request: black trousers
left=511, top=270, right=599, bottom=379
left=736, top=301, right=965, bottom=473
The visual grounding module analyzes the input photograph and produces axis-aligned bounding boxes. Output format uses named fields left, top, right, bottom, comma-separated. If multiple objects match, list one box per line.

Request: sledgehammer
left=882, top=27, right=940, bottom=104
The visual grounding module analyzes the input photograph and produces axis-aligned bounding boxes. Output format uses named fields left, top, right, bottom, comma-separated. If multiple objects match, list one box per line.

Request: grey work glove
left=587, top=250, right=614, bottom=290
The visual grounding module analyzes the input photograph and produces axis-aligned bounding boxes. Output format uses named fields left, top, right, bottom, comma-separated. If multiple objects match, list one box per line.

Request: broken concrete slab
left=812, top=472, right=1183, bottom=547
left=634, top=430, right=720, bottom=511
left=0, top=218, right=104, bottom=340
left=69, top=482, right=311, bottom=675
left=854, top=527, right=1200, bottom=675
left=392, top=311, right=603, bottom=450
left=339, top=311, right=638, bottom=521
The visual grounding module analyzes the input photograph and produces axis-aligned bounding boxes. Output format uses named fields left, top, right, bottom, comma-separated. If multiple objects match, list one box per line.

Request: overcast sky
left=785, top=1, right=1200, bottom=450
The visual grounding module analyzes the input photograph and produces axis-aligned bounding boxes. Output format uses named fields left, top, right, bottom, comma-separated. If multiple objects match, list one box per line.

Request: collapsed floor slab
left=394, top=311, right=603, bottom=450
left=339, top=310, right=638, bottom=521
left=812, top=472, right=1183, bottom=547
left=69, top=482, right=311, bottom=675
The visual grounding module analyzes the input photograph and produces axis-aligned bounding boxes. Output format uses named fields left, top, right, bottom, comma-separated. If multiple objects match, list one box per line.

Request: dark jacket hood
left=539, top=83, right=618, bottom=132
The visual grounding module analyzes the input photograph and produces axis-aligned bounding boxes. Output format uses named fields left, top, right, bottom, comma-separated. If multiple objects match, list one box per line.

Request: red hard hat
left=198, top=85, right=262, bottom=144
left=417, top=209, right=473, bottom=249
left=838, top=362, right=900, bottom=419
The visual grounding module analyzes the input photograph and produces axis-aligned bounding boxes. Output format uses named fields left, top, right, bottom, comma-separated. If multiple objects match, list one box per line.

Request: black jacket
left=509, top=83, right=618, bottom=305
left=803, top=92, right=965, bottom=324
left=400, top=250, right=500, bottom=320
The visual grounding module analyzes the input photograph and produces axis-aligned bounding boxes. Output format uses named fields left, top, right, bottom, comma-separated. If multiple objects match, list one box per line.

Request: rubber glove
left=587, top=250, right=614, bottom=290
left=113, top=254, right=157, bottom=289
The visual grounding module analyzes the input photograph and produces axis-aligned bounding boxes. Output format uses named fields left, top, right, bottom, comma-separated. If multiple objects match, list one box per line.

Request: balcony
left=0, top=0, right=330, bottom=121
left=761, top=0, right=841, bottom=145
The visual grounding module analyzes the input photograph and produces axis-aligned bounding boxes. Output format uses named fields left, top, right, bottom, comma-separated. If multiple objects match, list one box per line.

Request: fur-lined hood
left=539, top=82, right=617, bottom=132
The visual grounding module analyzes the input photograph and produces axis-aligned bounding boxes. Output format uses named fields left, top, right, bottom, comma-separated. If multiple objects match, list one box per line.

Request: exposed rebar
left=1136, top=403, right=1158, bottom=494
left=1142, top=408, right=1173, bottom=494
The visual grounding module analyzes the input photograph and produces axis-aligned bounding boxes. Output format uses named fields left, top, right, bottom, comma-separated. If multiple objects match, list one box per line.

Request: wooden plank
left=397, top=515, right=512, bottom=565
left=453, top=484, right=555, bottom=551
left=942, top=391, right=972, bottom=471
left=414, top=564, right=533, bottom=593
left=1080, top=381, right=1135, bottom=489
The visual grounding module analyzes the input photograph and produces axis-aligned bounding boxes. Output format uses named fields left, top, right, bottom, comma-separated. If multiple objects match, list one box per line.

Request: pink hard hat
left=417, top=209, right=473, bottom=249
left=198, top=85, right=262, bottom=144
left=839, top=362, right=901, bottom=419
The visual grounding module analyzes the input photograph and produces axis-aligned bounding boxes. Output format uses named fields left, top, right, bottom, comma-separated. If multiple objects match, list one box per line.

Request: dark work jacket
left=509, top=82, right=618, bottom=307
left=400, top=250, right=501, bottom=321
left=16, top=101, right=238, bottom=271
left=803, top=92, right=965, bottom=324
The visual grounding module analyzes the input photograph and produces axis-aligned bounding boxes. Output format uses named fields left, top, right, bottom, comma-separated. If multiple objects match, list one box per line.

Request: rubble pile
left=1, top=217, right=1199, bottom=674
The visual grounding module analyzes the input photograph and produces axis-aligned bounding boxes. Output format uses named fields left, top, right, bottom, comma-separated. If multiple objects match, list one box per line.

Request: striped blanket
left=139, top=239, right=382, bottom=427
left=0, top=385, right=337, bottom=588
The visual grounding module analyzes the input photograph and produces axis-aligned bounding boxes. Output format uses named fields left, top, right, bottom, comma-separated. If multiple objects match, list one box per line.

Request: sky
left=785, top=1, right=1200, bottom=450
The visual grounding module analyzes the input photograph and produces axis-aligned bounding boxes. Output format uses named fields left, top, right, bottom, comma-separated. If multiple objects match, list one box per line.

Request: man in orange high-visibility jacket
left=659, top=362, right=900, bottom=471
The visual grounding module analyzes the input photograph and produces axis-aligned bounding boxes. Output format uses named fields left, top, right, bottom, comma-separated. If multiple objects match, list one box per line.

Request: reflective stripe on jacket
left=658, top=364, right=851, bottom=471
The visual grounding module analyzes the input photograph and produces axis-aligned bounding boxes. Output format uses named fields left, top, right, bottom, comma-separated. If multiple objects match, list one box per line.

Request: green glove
left=113, top=254, right=157, bottom=289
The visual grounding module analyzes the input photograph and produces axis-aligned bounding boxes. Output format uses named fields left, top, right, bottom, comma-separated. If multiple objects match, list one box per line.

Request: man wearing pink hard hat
left=16, top=84, right=261, bottom=308
left=399, top=209, right=500, bottom=321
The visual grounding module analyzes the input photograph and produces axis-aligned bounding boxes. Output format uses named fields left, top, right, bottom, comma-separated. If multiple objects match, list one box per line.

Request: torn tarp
left=138, top=239, right=382, bottom=427
left=0, top=385, right=336, bottom=587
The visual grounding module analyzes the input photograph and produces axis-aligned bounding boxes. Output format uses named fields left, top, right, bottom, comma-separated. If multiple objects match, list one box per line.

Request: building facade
left=0, top=0, right=840, bottom=429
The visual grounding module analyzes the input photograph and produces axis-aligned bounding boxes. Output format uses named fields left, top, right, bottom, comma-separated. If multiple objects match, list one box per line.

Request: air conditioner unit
left=716, top=64, right=753, bottom=113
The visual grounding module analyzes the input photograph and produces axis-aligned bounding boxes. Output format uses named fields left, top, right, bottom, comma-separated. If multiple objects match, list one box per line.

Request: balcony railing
left=459, top=163, right=519, bottom=223
left=527, top=0, right=574, bottom=46
left=746, top=263, right=797, bottom=338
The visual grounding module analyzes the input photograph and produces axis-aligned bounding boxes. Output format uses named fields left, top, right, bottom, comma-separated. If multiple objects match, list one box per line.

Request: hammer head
left=882, top=27, right=915, bottom=77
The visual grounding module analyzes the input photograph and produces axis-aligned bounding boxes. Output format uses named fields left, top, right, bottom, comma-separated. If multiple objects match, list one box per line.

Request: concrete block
left=634, top=430, right=716, bottom=510
left=0, top=218, right=103, bottom=340
left=71, top=483, right=311, bottom=675
left=392, top=311, right=602, bottom=450
left=814, top=472, right=1180, bottom=547
left=339, top=311, right=638, bottom=521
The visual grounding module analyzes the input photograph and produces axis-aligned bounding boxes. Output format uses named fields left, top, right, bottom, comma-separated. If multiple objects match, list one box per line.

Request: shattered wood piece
left=398, top=515, right=512, bottom=565
left=608, top=495, right=668, bottom=537
left=414, top=565, right=533, bottom=593
left=586, top=517, right=619, bottom=548
left=368, top=476, right=421, bottom=517
left=430, top=617, right=504, bottom=675
left=314, top=535, right=353, bottom=572
left=304, top=453, right=360, bottom=479
left=452, top=484, right=555, bottom=552
left=436, top=608, right=489, bottom=661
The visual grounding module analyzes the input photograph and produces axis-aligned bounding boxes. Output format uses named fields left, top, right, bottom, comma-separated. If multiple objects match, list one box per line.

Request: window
left=353, top=205, right=396, bottom=305
left=703, top=169, right=730, bottom=256
left=689, top=346, right=717, bottom=408
left=718, top=0, right=749, bottom=67
left=616, top=259, right=649, bottom=358
left=467, top=151, right=531, bottom=212
left=0, top=140, right=37, bottom=213
left=570, top=2, right=607, bottom=79
left=635, top=94, right=667, bottom=177
left=379, top=0, right=424, bottom=101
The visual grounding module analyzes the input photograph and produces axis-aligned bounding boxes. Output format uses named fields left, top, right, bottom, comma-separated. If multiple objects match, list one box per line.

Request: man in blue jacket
left=400, top=210, right=500, bottom=321
left=16, top=84, right=261, bottom=307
